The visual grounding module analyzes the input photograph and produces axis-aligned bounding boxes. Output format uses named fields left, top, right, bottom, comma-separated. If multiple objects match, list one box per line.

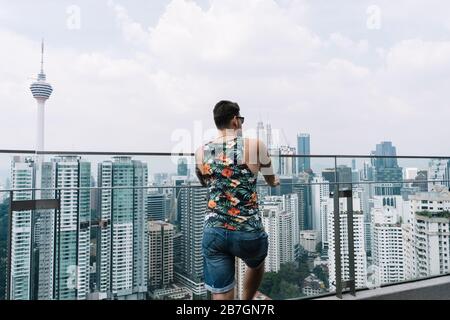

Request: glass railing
left=0, top=150, right=449, bottom=300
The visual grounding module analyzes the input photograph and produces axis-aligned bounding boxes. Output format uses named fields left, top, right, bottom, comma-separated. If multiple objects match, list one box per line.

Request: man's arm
left=194, top=146, right=208, bottom=187
left=257, top=139, right=279, bottom=187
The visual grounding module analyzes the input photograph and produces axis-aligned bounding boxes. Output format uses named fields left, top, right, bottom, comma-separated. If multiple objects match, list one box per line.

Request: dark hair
left=213, top=100, right=240, bottom=129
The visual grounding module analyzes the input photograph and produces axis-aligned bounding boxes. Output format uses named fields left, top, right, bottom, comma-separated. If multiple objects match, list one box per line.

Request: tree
left=315, top=241, right=322, bottom=254
left=313, top=265, right=329, bottom=288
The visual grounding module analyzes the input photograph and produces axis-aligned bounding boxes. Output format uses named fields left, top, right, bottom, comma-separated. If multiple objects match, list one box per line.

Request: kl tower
left=30, top=40, right=53, bottom=160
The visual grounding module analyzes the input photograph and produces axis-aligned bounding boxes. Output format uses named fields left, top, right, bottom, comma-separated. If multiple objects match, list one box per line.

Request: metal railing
left=1, top=149, right=450, bottom=300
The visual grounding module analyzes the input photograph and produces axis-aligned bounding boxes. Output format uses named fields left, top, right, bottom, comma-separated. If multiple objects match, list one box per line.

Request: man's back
left=200, top=135, right=263, bottom=232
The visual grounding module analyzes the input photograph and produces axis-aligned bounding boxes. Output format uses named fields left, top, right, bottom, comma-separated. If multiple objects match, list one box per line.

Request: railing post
left=333, top=157, right=342, bottom=298
left=6, top=190, right=13, bottom=300
left=346, top=184, right=356, bottom=296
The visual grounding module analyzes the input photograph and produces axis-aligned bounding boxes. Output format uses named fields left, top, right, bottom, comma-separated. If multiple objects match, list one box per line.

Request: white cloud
left=107, top=0, right=151, bottom=46
left=0, top=0, right=449, bottom=161
left=329, top=33, right=369, bottom=54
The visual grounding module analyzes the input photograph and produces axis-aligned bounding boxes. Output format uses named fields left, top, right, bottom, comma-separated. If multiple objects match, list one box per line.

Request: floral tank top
left=201, top=135, right=264, bottom=232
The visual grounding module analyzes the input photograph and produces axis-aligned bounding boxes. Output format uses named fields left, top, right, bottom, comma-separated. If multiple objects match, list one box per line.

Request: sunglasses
left=236, top=116, right=245, bottom=124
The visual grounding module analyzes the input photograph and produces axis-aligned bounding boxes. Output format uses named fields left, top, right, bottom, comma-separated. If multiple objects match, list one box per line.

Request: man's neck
left=217, top=128, right=242, bottom=139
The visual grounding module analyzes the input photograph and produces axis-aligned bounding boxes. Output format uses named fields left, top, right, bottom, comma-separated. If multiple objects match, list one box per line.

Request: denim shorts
left=202, top=227, right=269, bottom=294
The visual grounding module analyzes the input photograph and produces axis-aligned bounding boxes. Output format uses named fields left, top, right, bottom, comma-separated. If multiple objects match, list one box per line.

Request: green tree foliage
left=312, top=265, right=329, bottom=288
left=260, top=258, right=311, bottom=299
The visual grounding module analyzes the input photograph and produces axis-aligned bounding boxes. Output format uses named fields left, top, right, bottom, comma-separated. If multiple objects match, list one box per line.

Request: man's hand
left=272, top=176, right=280, bottom=187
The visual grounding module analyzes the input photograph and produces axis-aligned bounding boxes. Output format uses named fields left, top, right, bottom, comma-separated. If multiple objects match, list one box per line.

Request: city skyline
left=1, top=0, right=450, bottom=302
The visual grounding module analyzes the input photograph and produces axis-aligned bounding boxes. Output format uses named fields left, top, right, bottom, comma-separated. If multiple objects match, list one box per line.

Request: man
left=195, top=100, right=279, bottom=300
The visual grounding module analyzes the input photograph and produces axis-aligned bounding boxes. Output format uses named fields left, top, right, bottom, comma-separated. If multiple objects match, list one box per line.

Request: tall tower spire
left=30, top=39, right=53, bottom=156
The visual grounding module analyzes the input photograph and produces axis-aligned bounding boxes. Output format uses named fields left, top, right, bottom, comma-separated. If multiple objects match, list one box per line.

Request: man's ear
left=231, top=116, right=238, bottom=129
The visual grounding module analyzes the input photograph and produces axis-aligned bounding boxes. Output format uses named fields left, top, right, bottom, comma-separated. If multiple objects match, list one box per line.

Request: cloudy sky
left=0, top=0, right=449, bottom=160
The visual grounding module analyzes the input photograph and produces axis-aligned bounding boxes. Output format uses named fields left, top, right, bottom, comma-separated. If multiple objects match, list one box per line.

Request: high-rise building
left=412, top=170, right=428, bottom=193
left=148, top=221, right=174, bottom=289
left=277, top=146, right=296, bottom=176
left=256, top=121, right=273, bottom=150
left=234, top=258, right=247, bottom=300
left=300, top=230, right=319, bottom=253
left=261, top=196, right=296, bottom=272
left=271, top=174, right=310, bottom=233
left=311, top=176, right=329, bottom=243
left=262, top=195, right=299, bottom=246
left=327, top=195, right=367, bottom=290
left=8, top=157, right=35, bottom=300
left=147, top=191, right=167, bottom=221
left=172, top=176, right=188, bottom=224
left=8, top=155, right=92, bottom=301
left=297, top=133, right=311, bottom=173
left=371, top=142, right=403, bottom=196
left=177, top=158, right=188, bottom=177
left=293, top=173, right=312, bottom=231
left=404, top=167, right=418, bottom=182
left=53, top=156, right=91, bottom=300
left=175, top=182, right=207, bottom=299
left=427, top=159, right=450, bottom=191
left=409, top=186, right=450, bottom=278
left=372, top=207, right=405, bottom=284
left=322, top=166, right=352, bottom=190
left=97, top=156, right=148, bottom=299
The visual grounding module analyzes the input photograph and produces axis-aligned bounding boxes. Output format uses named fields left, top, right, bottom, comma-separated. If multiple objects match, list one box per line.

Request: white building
left=311, top=176, right=329, bottom=245
left=302, top=274, right=325, bottom=296
left=97, top=157, right=148, bottom=299
left=371, top=207, right=405, bottom=284
left=234, top=258, right=247, bottom=300
left=262, top=207, right=295, bottom=273
left=300, top=230, right=320, bottom=253
left=409, top=186, right=450, bottom=278
left=327, top=195, right=367, bottom=290
left=277, top=146, right=296, bottom=176
left=148, top=221, right=174, bottom=289
left=53, top=156, right=91, bottom=300
left=150, top=285, right=192, bottom=300
left=427, top=159, right=449, bottom=191
left=9, top=155, right=91, bottom=300
left=261, top=196, right=297, bottom=272
left=9, top=157, right=35, bottom=300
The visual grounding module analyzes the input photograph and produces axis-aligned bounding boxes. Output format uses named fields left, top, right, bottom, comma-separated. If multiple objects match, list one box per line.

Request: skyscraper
left=97, top=157, right=148, bottom=299
left=327, top=195, right=367, bottom=290
left=277, top=146, right=296, bottom=176
left=297, top=133, right=311, bottom=173
left=53, top=156, right=91, bottom=300
left=311, top=176, right=329, bottom=244
left=322, top=165, right=352, bottom=189
left=8, top=154, right=91, bottom=300
left=177, top=158, right=188, bottom=176
left=372, top=207, right=405, bottom=284
left=412, top=170, right=428, bottom=192
left=8, top=157, right=35, bottom=300
left=371, top=142, right=403, bottom=196
left=427, top=159, right=450, bottom=191
left=408, top=186, right=450, bottom=278
left=147, top=191, right=167, bottom=221
left=262, top=195, right=297, bottom=272
left=148, top=221, right=174, bottom=289
left=175, top=182, right=207, bottom=299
